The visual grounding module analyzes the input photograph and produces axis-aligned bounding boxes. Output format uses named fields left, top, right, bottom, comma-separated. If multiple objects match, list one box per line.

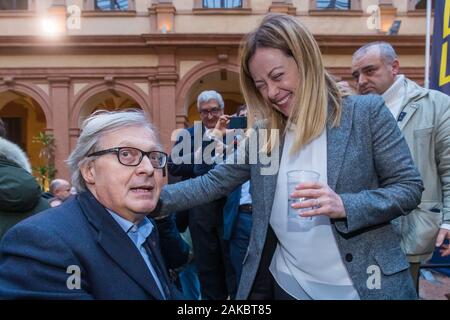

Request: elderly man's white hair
left=66, top=109, right=160, bottom=192
left=196, top=90, right=225, bottom=111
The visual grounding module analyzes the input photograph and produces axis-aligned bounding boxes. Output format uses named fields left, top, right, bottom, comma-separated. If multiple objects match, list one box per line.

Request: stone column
left=154, top=47, right=178, bottom=152
left=48, top=77, right=71, bottom=180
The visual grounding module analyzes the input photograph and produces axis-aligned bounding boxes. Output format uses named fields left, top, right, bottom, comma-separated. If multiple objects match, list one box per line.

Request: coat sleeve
left=436, top=98, right=450, bottom=225
left=160, top=146, right=251, bottom=216
left=336, top=96, right=424, bottom=234
left=0, top=223, right=93, bottom=299
left=154, top=215, right=190, bottom=270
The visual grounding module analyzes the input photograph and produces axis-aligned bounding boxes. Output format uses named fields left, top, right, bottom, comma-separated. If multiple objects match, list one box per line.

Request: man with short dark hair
left=344, top=41, right=450, bottom=289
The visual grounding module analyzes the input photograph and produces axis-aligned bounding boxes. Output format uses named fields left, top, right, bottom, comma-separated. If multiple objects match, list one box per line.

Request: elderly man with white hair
left=168, top=90, right=236, bottom=300
left=0, top=109, right=188, bottom=299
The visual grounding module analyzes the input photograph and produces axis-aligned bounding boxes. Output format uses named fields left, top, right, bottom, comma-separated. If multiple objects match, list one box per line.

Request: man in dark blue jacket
left=169, top=90, right=236, bottom=300
left=0, top=110, right=188, bottom=300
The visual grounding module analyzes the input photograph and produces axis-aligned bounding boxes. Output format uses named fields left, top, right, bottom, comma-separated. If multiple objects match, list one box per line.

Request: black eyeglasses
left=87, top=147, right=168, bottom=168
left=200, top=108, right=222, bottom=117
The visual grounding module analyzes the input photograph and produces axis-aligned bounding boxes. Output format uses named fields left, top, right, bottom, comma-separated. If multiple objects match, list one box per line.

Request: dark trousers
left=229, top=211, right=252, bottom=286
left=189, top=198, right=236, bottom=300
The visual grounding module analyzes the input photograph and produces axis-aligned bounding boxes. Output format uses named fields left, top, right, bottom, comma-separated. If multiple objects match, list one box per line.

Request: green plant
left=32, top=131, right=56, bottom=190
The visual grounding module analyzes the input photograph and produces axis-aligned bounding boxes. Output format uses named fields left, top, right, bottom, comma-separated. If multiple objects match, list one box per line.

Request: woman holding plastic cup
left=157, top=14, right=423, bottom=300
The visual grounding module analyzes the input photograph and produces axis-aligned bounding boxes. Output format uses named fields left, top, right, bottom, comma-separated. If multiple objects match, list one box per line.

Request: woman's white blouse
left=269, top=126, right=360, bottom=300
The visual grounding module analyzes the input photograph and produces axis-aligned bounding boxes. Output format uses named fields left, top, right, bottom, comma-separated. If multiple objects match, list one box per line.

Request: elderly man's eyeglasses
left=200, top=108, right=221, bottom=117
left=87, top=147, right=167, bottom=168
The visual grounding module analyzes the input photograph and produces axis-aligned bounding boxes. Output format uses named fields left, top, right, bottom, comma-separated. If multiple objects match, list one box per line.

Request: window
left=310, top=0, right=360, bottom=12
left=0, top=0, right=28, bottom=10
left=193, top=0, right=249, bottom=13
left=316, top=0, right=350, bottom=10
left=95, top=0, right=128, bottom=11
left=410, top=0, right=434, bottom=10
left=202, top=0, right=242, bottom=9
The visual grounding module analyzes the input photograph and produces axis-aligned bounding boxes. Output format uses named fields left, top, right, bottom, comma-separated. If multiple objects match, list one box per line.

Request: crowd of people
left=0, top=13, right=448, bottom=300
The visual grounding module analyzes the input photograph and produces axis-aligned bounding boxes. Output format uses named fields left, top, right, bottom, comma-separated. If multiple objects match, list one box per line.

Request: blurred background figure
left=47, top=178, right=73, bottom=207
left=168, top=90, right=236, bottom=300
left=0, top=118, right=50, bottom=239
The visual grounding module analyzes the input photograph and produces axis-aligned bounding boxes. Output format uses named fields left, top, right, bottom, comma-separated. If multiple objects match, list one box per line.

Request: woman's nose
left=267, top=83, right=279, bottom=100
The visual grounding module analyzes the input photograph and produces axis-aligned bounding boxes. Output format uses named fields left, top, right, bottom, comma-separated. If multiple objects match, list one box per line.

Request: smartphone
left=227, top=116, right=247, bottom=129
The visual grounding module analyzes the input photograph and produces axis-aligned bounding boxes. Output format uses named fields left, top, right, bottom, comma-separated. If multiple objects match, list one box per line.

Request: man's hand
left=212, top=115, right=230, bottom=137
left=435, top=228, right=450, bottom=257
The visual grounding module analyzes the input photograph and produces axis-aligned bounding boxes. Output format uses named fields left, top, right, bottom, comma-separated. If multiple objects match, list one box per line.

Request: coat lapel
left=146, top=230, right=173, bottom=298
left=262, top=133, right=284, bottom=224
left=327, top=99, right=354, bottom=190
left=78, top=192, right=164, bottom=300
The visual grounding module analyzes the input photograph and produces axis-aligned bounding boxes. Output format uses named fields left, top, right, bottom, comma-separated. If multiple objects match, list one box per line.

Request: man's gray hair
left=197, top=90, right=225, bottom=111
left=353, top=41, right=398, bottom=65
left=66, top=109, right=159, bottom=192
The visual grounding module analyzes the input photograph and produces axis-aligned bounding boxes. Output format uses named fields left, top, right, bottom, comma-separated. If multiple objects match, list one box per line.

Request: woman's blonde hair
left=239, top=13, right=341, bottom=153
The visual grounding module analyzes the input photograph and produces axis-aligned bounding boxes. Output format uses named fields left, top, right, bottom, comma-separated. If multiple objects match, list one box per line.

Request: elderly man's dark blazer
left=0, top=191, right=186, bottom=300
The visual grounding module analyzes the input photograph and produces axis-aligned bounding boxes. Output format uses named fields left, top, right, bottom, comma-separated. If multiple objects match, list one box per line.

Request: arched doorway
left=77, top=89, right=142, bottom=127
left=0, top=90, right=48, bottom=171
left=183, top=70, right=244, bottom=126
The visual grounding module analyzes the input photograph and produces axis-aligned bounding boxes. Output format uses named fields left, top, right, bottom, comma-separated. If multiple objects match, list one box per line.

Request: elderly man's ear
left=80, top=162, right=96, bottom=185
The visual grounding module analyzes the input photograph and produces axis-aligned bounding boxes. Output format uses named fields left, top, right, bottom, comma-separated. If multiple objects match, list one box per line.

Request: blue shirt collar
left=108, top=209, right=153, bottom=244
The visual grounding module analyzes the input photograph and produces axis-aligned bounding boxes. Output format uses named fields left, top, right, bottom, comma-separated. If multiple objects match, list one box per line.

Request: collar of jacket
left=0, top=137, right=31, bottom=172
left=77, top=191, right=166, bottom=299
left=402, top=76, right=429, bottom=106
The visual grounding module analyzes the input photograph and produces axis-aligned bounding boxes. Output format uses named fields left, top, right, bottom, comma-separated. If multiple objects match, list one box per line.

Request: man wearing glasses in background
left=169, top=90, right=236, bottom=300
left=0, top=109, right=188, bottom=300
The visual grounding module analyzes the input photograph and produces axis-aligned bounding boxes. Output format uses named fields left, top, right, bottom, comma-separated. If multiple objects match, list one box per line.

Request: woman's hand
left=289, top=182, right=346, bottom=219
